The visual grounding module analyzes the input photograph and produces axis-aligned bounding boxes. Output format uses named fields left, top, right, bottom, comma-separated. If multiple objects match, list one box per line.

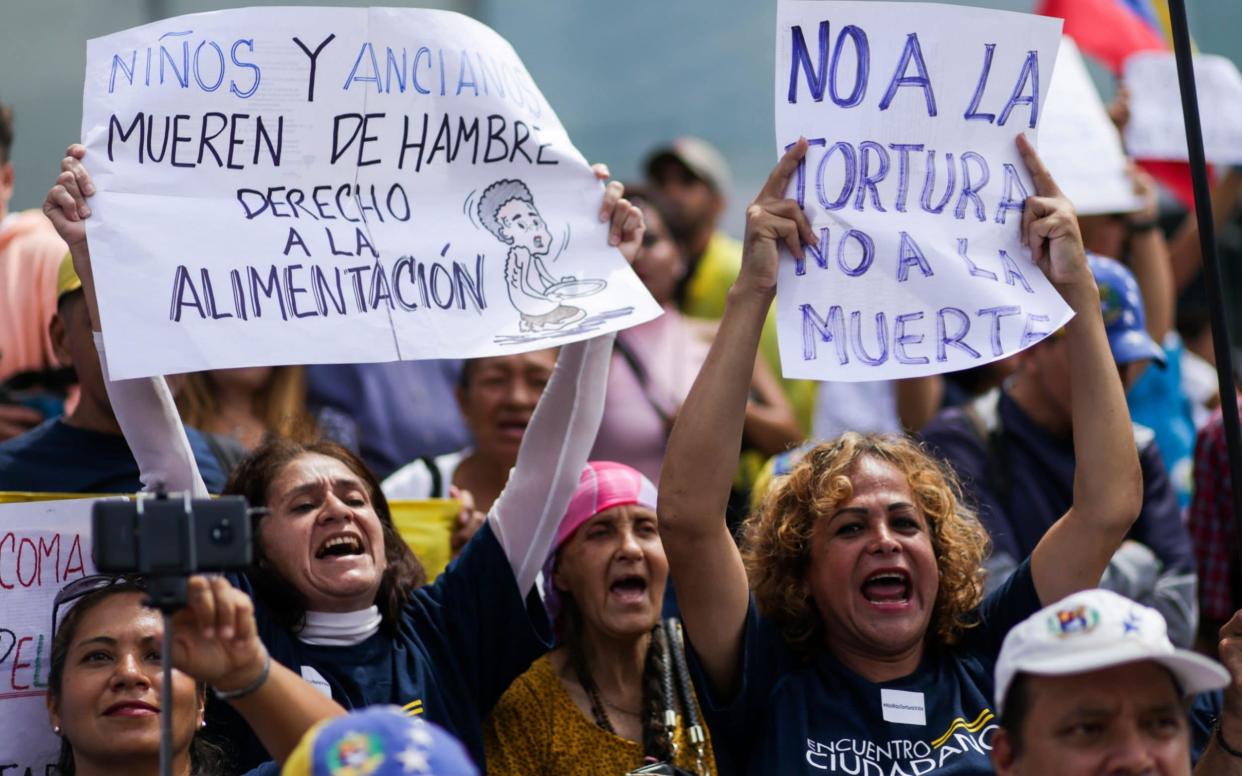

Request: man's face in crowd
left=991, top=662, right=1191, bottom=776
left=1018, top=335, right=1146, bottom=429
left=648, top=158, right=721, bottom=241
left=50, top=292, right=109, bottom=416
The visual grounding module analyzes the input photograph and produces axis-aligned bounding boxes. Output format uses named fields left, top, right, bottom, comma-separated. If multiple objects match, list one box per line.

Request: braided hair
left=560, top=596, right=676, bottom=764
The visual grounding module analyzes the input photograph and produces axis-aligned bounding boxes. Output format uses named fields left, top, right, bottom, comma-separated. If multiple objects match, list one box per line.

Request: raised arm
left=1196, top=610, right=1242, bottom=775
left=1017, top=135, right=1144, bottom=603
left=659, top=141, right=816, bottom=696
left=489, top=179, right=644, bottom=593
left=44, top=144, right=207, bottom=497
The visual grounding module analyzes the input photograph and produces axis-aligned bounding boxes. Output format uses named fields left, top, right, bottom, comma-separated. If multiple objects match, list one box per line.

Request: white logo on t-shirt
left=300, top=665, right=333, bottom=698
left=880, top=689, right=927, bottom=726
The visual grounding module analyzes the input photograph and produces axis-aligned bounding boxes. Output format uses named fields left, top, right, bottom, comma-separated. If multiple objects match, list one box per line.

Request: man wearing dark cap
left=0, top=254, right=228, bottom=493
left=923, top=255, right=1196, bottom=646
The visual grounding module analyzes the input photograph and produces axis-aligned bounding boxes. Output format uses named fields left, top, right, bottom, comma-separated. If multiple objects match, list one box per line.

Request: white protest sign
left=1042, top=38, right=1142, bottom=215
left=1125, top=51, right=1242, bottom=164
left=0, top=498, right=98, bottom=775
left=774, top=0, right=1072, bottom=381
left=81, top=8, right=661, bottom=380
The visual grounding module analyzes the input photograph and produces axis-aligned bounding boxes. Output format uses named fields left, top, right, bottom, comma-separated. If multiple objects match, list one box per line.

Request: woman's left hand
left=170, top=576, right=268, bottom=694
left=592, top=163, right=645, bottom=264
left=1016, top=134, right=1092, bottom=291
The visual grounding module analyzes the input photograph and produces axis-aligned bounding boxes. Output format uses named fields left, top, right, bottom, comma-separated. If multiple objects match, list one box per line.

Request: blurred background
left=0, top=0, right=1236, bottom=214
left=3, top=0, right=1239, bottom=342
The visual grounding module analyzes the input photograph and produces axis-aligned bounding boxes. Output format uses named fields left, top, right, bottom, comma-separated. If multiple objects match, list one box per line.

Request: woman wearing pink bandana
left=485, top=461, right=716, bottom=775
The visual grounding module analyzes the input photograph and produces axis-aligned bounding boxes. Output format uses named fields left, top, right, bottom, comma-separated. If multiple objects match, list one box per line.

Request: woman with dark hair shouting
left=43, top=144, right=644, bottom=771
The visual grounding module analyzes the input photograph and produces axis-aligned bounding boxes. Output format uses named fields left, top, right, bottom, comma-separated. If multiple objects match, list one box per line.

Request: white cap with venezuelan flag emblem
left=994, top=588, right=1228, bottom=716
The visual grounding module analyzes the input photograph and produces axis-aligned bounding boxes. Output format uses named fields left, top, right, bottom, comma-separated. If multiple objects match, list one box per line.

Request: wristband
left=212, top=652, right=271, bottom=701
left=1127, top=217, right=1160, bottom=235
left=1215, top=720, right=1242, bottom=759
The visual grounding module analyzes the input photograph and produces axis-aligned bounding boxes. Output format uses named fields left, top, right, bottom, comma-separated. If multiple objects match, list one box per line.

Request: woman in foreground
left=657, top=136, right=1144, bottom=774
left=44, top=144, right=643, bottom=771
left=47, top=575, right=343, bottom=775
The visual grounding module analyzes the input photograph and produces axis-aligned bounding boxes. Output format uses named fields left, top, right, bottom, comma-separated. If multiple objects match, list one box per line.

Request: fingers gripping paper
left=774, top=1, right=1073, bottom=381
left=81, top=8, right=660, bottom=380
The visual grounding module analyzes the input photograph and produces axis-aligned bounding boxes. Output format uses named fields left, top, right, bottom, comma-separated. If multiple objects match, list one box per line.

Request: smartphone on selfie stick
left=93, top=487, right=253, bottom=776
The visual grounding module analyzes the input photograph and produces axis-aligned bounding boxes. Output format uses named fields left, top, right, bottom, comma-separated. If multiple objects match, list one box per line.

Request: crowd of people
left=2, top=27, right=1242, bottom=774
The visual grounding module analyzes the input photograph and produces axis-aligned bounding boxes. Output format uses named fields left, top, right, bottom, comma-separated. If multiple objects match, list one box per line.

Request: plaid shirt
left=1189, top=409, right=1239, bottom=620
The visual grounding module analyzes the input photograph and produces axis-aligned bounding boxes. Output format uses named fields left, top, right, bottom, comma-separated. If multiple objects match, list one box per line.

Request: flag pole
left=1165, top=0, right=1242, bottom=574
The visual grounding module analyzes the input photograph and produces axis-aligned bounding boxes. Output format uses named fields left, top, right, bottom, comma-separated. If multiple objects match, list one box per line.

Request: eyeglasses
left=51, top=574, right=147, bottom=640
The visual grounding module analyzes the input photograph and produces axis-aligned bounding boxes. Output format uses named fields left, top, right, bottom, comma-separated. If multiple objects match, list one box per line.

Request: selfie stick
left=1165, top=1, right=1242, bottom=573
left=139, top=491, right=191, bottom=776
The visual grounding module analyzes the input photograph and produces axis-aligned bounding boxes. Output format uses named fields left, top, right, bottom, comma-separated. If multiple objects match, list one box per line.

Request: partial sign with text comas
left=82, top=8, right=660, bottom=380
left=774, top=0, right=1072, bottom=381
left=0, top=498, right=98, bottom=776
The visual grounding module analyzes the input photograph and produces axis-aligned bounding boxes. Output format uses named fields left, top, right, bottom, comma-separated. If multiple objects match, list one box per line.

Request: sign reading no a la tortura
left=774, top=1, right=1073, bottom=381
left=81, top=7, right=661, bottom=379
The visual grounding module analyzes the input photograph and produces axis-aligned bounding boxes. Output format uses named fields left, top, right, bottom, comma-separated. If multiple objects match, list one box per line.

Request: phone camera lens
left=211, top=519, right=233, bottom=545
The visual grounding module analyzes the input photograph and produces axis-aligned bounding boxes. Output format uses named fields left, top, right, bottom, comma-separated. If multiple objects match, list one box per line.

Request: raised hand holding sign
left=773, top=0, right=1072, bottom=381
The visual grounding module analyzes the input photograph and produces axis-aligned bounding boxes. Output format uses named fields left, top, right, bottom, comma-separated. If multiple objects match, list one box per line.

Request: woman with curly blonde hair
left=657, top=138, right=1144, bottom=775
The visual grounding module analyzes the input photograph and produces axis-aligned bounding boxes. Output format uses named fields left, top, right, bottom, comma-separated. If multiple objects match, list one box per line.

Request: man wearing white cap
left=991, top=588, right=1242, bottom=774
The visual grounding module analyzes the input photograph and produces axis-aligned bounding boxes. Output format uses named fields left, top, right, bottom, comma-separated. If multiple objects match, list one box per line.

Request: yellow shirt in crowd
left=484, top=654, right=717, bottom=776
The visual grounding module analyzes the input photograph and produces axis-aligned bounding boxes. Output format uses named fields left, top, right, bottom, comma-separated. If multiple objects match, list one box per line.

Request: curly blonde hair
left=742, top=432, right=990, bottom=656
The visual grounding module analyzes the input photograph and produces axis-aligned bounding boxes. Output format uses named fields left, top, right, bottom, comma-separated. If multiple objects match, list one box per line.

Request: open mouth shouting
left=495, top=414, right=531, bottom=442
left=608, top=573, right=650, bottom=606
left=861, top=568, right=912, bottom=611
left=314, top=532, right=367, bottom=561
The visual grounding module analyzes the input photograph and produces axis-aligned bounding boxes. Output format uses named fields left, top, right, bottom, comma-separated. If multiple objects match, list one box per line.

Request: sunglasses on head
left=51, top=574, right=147, bottom=640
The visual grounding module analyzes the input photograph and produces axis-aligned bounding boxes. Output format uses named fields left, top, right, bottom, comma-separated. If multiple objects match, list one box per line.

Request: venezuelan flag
left=1036, top=0, right=1168, bottom=74
left=1037, top=0, right=1205, bottom=207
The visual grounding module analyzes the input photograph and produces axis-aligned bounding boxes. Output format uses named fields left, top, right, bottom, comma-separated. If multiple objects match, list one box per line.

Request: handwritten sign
left=1042, top=38, right=1142, bottom=216
left=81, top=8, right=661, bottom=380
left=0, top=498, right=98, bottom=775
left=1125, top=51, right=1242, bottom=165
left=774, top=1, right=1072, bottom=381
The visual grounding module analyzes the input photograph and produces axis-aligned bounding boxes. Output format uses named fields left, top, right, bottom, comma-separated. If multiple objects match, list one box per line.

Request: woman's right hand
left=43, top=144, right=94, bottom=253
left=737, top=138, right=816, bottom=298
left=170, top=576, right=269, bottom=696
left=43, top=144, right=98, bottom=306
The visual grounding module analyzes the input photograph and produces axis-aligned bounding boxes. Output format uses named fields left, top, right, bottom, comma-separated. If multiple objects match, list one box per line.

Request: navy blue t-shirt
left=212, top=520, right=550, bottom=771
left=691, top=560, right=1042, bottom=776
left=0, top=418, right=227, bottom=493
left=921, top=391, right=1192, bottom=573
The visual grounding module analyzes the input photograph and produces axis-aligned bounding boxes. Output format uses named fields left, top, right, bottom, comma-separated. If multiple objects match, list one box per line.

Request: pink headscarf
left=541, top=461, right=659, bottom=627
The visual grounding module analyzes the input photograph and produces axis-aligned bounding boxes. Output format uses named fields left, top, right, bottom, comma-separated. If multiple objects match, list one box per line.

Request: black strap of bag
left=417, top=455, right=444, bottom=499
left=614, top=336, right=676, bottom=432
